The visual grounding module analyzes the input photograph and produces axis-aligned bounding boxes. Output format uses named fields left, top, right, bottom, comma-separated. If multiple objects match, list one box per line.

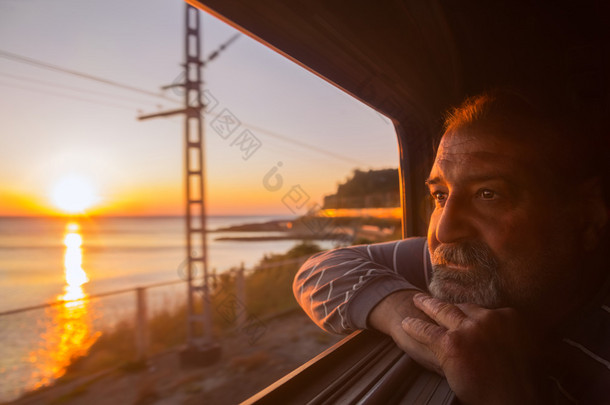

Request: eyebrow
left=425, top=174, right=512, bottom=187
left=425, top=177, right=441, bottom=186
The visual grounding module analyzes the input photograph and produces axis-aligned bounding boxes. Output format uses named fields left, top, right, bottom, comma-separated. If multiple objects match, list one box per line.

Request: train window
left=0, top=1, right=400, bottom=403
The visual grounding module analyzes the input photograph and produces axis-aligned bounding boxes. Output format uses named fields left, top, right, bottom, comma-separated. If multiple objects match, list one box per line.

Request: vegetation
left=244, top=241, right=322, bottom=317
left=44, top=213, right=400, bottom=392
left=323, top=168, right=400, bottom=208
left=31, top=212, right=401, bottom=400
left=54, top=241, right=323, bottom=383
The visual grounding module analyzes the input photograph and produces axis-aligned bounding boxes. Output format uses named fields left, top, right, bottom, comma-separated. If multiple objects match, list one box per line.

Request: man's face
left=426, top=123, right=581, bottom=316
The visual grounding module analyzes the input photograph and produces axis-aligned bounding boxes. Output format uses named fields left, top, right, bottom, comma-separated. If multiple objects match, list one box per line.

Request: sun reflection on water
left=29, top=221, right=99, bottom=389
left=62, top=227, right=88, bottom=303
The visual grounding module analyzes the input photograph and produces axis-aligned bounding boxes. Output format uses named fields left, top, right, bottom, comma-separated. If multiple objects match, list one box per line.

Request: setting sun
left=51, top=175, right=99, bottom=214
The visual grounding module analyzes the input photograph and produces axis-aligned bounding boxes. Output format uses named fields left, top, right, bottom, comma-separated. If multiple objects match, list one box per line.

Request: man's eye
left=431, top=191, right=448, bottom=202
left=478, top=189, right=496, bottom=199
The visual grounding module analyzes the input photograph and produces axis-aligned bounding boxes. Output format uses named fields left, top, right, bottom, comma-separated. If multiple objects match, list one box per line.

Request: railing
left=2, top=251, right=459, bottom=404
left=0, top=278, right=190, bottom=402
left=0, top=279, right=186, bottom=358
left=0, top=254, right=313, bottom=403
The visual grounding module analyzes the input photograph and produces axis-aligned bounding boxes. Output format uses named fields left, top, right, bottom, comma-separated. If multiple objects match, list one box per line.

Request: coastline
left=0, top=213, right=400, bottom=402
left=211, top=215, right=401, bottom=243
left=10, top=310, right=343, bottom=405
left=7, top=241, right=339, bottom=404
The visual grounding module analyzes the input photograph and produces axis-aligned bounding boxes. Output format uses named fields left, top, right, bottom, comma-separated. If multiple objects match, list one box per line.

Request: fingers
left=402, top=316, right=446, bottom=344
left=391, top=322, right=444, bottom=375
left=400, top=294, right=485, bottom=376
left=412, top=293, right=467, bottom=330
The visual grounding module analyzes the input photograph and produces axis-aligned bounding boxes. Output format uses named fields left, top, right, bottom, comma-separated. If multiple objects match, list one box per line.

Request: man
left=294, top=90, right=609, bottom=404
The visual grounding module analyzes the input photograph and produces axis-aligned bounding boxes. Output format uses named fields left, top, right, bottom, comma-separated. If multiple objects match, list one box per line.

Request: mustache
left=431, top=241, right=498, bottom=270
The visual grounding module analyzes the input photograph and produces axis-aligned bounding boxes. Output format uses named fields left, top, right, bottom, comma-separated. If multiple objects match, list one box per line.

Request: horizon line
left=0, top=213, right=298, bottom=219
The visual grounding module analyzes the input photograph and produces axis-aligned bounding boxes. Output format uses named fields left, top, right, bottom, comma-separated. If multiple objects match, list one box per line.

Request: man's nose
left=435, top=197, right=476, bottom=243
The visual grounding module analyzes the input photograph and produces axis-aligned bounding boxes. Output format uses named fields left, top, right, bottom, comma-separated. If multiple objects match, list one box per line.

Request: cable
left=162, top=33, right=241, bottom=91
left=238, top=121, right=370, bottom=166
left=0, top=43, right=367, bottom=165
left=0, top=71, right=163, bottom=108
left=202, top=33, right=240, bottom=66
left=0, top=78, right=370, bottom=165
left=0, top=80, right=140, bottom=111
left=0, top=49, right=181, bottom=104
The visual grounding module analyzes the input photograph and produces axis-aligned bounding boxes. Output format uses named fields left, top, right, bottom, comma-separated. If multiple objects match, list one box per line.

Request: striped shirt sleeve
left=293, top=237, right=431, bottom=334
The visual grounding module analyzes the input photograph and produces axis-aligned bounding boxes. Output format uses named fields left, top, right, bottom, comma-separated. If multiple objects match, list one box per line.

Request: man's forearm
left=368, top=289, right=423, bottom=333
left=368, top=290, right=444, bottom=375
left=368, top=289, right=432, bottom=337
left=293, top=240, right=426, bottom=334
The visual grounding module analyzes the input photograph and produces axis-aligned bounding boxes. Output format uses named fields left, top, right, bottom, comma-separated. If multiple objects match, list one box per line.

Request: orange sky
left=0, top=1, right=398, bottom=217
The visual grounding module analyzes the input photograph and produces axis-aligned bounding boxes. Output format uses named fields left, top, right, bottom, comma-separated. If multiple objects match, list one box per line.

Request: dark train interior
left=189, top=1, right=609, bottom=403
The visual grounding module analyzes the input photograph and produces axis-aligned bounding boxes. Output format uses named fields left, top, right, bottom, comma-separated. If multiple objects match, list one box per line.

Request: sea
left=0, top=215, right=331, bottom=402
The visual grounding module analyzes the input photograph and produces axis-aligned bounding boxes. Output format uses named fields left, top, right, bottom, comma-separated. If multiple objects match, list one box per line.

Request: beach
left=9, top=309, right=343, bottom=405
left=0, top=215, right=339, bottom=403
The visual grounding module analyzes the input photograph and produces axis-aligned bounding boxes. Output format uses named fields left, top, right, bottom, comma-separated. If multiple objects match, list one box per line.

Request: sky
left=0, top=0, right=399, bottom=217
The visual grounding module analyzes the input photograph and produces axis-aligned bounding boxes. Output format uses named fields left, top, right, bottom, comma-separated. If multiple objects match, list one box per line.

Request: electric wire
left=0, top=49, right=181, bottom=104
left=0, top=42, right=369, bottom=166
left=0, top=80, right=141, bottom=111
left=0, top=76, right=371, bottom=165
left=239, top=122, right=369, bottom=167
left=0, top=71, right=163, bottom=108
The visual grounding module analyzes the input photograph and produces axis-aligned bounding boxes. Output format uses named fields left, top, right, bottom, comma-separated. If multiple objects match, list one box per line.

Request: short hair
left=440, top=89, right=607, bottom=200
left=443, top=90, right=544, bottom=136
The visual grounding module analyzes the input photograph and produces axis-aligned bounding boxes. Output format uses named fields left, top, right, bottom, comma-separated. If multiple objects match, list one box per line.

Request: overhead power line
left=0, top=71, right=162, bottom=107
left=160, top=33, right=240, bottom=92
left=0, top=49, right=181, bottom=104
left=0, top=46, right=367, bottom=166
left=0, top=80, right=140, bottom=111
left=241, top=122, right=370, bottom=167
left=0, top=76, right=369, bottom=165
left=203, top=33, right=240, bottom=65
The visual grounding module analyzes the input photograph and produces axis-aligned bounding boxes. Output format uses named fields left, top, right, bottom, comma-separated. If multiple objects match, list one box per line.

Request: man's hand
left=402, top=293, right=546, bottom=405
left=367, top=289, right=440, bottom=370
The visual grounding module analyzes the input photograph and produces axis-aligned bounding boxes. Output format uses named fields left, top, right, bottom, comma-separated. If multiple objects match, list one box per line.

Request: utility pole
left=138, top=4, right=236, bottom=366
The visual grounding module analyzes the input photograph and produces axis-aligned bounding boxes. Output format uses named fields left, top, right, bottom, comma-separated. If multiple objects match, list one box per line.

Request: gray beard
left=429, top=242, right=504, bottom=308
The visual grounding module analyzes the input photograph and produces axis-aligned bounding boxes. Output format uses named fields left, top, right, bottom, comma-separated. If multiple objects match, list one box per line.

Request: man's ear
left=579, top=177, right=608, bottom=251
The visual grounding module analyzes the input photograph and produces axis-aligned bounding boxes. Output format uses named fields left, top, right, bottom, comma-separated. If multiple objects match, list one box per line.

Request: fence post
left=235, top=263, right=246, bottom=329
left=135, top=287, right=148, bottom=362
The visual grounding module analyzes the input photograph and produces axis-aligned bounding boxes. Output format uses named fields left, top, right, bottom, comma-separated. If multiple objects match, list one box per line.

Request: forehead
left=429, top=126, right=539, bottom=184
